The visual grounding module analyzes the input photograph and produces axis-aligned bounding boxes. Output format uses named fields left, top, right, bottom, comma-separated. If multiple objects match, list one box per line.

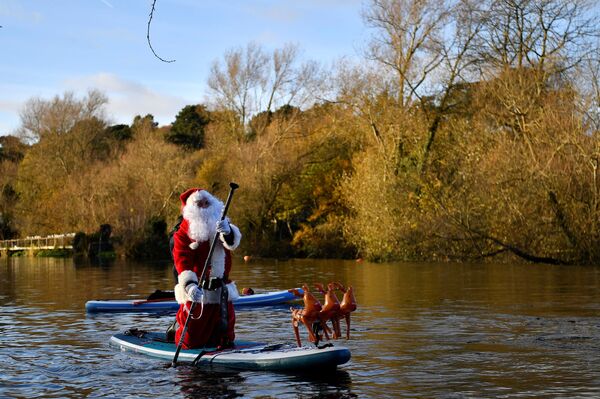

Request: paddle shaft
left=171, top=182, right=239, bottom=367
left=171, top=302, right=195, bottom=367
left=199, top=182, right=239, bottom=287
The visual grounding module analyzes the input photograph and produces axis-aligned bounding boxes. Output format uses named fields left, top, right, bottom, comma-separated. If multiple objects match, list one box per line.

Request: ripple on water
left=5, top=259, right=600, bottom=398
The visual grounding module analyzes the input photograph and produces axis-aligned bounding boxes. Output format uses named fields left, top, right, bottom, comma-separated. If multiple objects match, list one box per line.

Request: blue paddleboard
left=86, top=288, right=302, bottom=313
left=110, top=331, right=351, bottom=371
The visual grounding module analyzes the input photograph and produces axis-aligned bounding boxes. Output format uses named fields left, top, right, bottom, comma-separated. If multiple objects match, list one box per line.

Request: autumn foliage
left=1, top=0, right=600, bottom=264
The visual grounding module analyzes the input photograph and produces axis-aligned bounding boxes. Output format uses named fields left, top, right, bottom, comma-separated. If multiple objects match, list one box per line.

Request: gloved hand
left=216, top=219, right=231, bottom=235
left=186, top=283, right=204, bottom=303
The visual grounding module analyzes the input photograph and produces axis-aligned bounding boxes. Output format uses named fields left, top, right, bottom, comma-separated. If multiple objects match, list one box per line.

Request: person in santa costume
left=172, top=188, right=242, bottom=349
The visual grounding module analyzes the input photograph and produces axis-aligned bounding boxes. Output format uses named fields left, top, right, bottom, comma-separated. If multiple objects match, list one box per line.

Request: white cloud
left=0, top=99, right=26, bottom=135
left=0, top=99, right=23, bottom=114
left=0, top=1, right=43, bottom=24
left=63, top=73, right=193, bottom=126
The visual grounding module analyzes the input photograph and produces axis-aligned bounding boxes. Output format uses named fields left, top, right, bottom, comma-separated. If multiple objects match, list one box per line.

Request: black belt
left=202, top=276, right=223, bottom=290
left=200, top=276, right=229, bottom=335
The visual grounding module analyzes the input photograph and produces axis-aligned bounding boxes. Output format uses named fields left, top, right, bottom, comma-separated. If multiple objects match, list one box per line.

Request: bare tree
left=472, top=0, right=599, bottom=76
left=208, top=42, right=269, bottom=135
left=360, top=0, right=484, bottom=173
left=16, top=90, right=107, bottom=144
left=207, top=42, right=321, bottom=138
left=363, top=0, right=452, bottom=107
left=419, top=0, right=485, bottom=173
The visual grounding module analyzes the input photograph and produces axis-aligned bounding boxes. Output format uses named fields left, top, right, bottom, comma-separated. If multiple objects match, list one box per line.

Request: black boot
left=165, top=319, right=177, bottom=342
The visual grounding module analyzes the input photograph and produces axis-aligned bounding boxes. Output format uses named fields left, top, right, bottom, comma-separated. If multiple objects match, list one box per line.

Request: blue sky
left=0, top=0, right=366, bottom=135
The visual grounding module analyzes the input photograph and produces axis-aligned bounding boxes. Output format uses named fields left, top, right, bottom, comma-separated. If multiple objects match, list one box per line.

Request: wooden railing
left=0, top=233, right=76, bottom=250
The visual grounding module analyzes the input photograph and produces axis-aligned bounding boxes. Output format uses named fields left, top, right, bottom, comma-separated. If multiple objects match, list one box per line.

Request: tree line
left=1, top=0, right=599, bottom=264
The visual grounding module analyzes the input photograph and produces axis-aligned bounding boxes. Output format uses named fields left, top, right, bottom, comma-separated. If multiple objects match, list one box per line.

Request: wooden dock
left=0, top=233, right=75, bottom=257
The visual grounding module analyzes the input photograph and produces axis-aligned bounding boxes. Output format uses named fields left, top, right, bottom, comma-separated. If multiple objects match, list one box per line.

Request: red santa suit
left=173, top=188, right=242, bottom=349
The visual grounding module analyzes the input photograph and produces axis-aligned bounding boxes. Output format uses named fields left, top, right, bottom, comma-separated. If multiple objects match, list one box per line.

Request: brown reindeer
left=289, top=284, right=322, bottom=347
left=333, top=282, right=357, bottom=339
left=314, top=282, right=342, bottom=339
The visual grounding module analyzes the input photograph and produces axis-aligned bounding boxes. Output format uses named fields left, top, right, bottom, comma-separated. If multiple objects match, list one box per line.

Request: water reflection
left=176, top=366, right=245, bottom=399
left=3, top=257, right=600, bottom=397
left=172, top=365, right=354, bottom=399
left=287, top=370, right=355, bottom=398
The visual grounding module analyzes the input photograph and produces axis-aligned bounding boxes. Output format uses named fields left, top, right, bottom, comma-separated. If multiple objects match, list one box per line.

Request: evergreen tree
left=165, top=105, right=210, bottom=150
left=105, top=124, right=133, bottom=141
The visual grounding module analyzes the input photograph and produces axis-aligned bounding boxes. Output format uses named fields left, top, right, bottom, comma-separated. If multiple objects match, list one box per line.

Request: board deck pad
left=110, top=331, right=351, bottom=371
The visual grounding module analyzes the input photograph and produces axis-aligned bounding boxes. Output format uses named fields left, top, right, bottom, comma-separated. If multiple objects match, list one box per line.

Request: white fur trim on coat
left=174, top=270, right=198, bottom=304
left=227, top=281, right=240, bottom=301
left=209, top=244, right=225, bottom=279
left=220, top=223, right=241, bottom=251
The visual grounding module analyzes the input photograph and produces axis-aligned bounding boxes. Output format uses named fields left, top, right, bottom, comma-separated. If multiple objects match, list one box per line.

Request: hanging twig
left=147, top=0, right=175, bottom=63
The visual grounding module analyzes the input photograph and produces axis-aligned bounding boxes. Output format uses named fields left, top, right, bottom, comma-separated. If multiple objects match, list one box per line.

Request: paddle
left=171, top=182, right=239, bottom=368
left=132, top=290, right=175, bottom=305
left=132, top=297, right=174, bottom=306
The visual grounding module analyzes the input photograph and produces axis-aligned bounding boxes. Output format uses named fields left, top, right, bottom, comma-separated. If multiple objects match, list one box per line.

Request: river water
left=1, top=257, right=600, bottom=398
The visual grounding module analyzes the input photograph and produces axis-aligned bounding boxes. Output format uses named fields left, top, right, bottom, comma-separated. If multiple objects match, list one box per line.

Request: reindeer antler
left=314, top=283, right=326, bottom=294
left=333, top=282, right=347, bottom=292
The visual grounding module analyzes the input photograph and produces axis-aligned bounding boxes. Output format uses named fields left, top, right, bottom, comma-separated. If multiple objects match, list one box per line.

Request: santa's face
left=183, top=190, right=224, bottom=243
left=195, top=197, right=211, bottom=208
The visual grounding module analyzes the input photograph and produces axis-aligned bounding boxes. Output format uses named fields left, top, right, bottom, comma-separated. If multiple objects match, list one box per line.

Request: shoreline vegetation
left=1, top=1, right=600, bottom=265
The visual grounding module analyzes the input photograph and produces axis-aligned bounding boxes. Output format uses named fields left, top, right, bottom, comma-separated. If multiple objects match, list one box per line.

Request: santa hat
left=180, top=188, right=204, bottom=208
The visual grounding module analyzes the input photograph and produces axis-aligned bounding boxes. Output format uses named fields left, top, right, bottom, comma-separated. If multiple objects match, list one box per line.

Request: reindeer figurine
left=334, top=282, right=357, bottom=339
left=289, top=284, right=323, bottom=347
left=314, top=282, right=342, bottom=339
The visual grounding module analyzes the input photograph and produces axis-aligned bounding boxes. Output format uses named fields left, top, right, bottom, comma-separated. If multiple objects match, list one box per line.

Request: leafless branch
left=147, top=0, right=175, bottom=63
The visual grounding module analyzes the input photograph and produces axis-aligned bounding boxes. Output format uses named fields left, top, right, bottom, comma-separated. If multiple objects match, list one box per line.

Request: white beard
left=182, top=190, right=224, bottom=243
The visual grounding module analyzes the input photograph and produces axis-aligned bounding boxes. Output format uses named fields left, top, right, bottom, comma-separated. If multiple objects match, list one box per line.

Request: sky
left=0, top=0, right=367, bottom=135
